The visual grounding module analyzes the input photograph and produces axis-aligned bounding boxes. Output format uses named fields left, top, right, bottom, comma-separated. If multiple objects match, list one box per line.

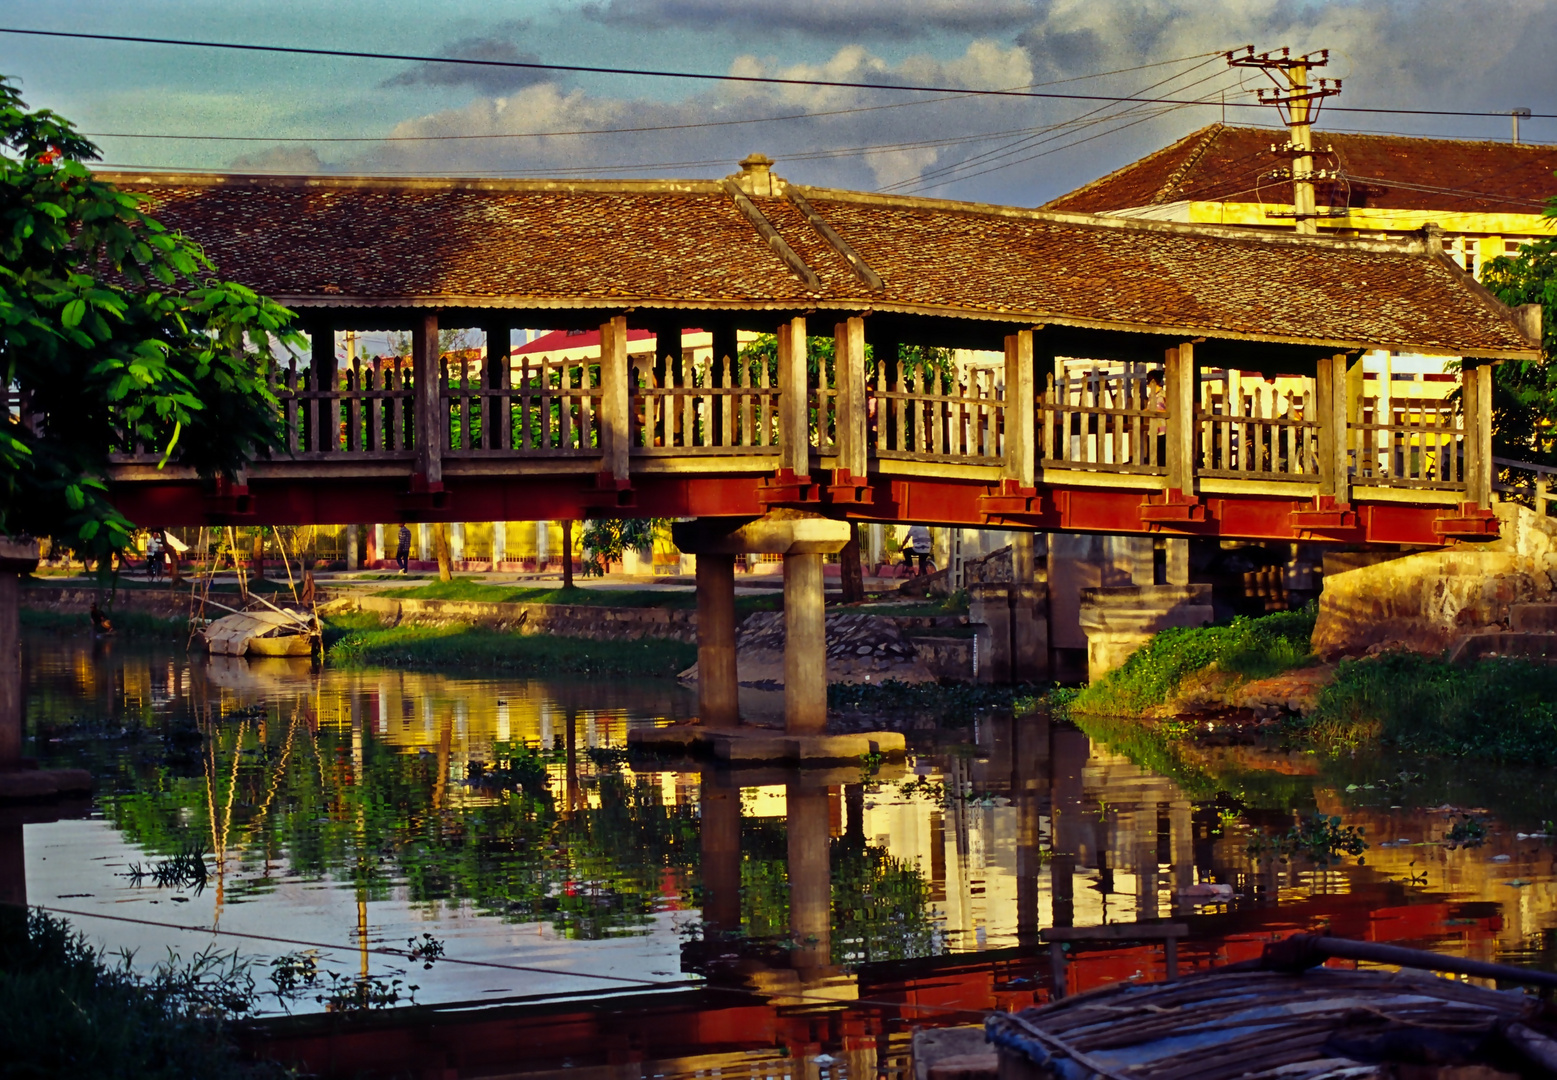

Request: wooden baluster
left=681, top=348, right=695, bottom=449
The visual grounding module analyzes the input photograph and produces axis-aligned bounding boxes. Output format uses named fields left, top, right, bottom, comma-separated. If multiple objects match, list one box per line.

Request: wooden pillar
left=312, top=324, right=339, bottom=453
left=1164, top=343, right=1196, bottom=495
left=1317, top=353, right=1350, bottom=501
left=696, top=553, right=739, bottom=728
left=411, top=313, right=442, bottom=484
left=777, top=316, right=809, bottom=476
left=1004, top=330, right=1036, bottom=487
left=834, top=316, right=868, bottom=479
left=1464, top=359, right=1494, bottom=507
left=599, top=315, right=630, bottom=485
left=784, top=552, right=827, bottom=734
left=482, top=322, right=512, bottom=450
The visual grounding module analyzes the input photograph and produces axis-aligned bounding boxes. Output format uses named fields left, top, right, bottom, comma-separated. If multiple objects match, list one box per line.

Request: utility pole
left=1512, top=107, right=1531, bottom=145
left=1227, top=47, right=1342, bottom=234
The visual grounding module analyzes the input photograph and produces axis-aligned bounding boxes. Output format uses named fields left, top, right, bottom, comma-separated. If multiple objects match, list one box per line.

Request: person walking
left=144, top=531, right=163, bottom=580
left=396, top=523, right=412, bottom=574
left=903, top=524, right=933, bottom=575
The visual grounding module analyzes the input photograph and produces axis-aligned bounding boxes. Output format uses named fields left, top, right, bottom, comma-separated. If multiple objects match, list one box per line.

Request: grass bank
left=324, top=612, right=695, bottom=677
left=0, top=909, right=280, bottom=1079
left=1300, top=652, right=1557, bottom=764
left=21, top=607, right=188, bottom=638
left=373, top=577, right=779, bottom=615
left=1070, top=606, right=1316, bottom=718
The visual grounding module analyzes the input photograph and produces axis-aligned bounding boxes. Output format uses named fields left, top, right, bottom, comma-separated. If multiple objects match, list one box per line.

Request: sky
left=3, top=0, right=1556, bottom=206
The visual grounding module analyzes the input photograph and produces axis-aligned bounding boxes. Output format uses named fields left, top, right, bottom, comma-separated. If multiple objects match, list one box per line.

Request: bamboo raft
left=987, top=936, right=1557, bottom=1080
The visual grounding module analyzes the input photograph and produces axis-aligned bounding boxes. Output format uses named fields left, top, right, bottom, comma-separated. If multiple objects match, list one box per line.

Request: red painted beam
left=107, top=469, right=1477, bottom=548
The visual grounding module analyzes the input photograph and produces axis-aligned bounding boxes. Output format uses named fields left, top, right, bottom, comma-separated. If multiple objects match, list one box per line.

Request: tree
left=1481, top=238, right=1557, bottom=465
left=0, top=77, right=303, bottom=558
left=578, top=518, right=661, bottom=577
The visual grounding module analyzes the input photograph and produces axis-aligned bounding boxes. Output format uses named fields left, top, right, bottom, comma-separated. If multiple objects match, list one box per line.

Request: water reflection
left=18, top=634, right=1557, bottom=1032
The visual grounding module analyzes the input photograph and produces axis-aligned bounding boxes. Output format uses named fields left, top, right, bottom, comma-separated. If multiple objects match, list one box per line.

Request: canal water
left=15, top=634, right=1557, bottom=1043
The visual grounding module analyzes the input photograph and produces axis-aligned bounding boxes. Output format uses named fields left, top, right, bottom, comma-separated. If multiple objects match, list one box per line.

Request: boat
left=986, top=934, right=1557, bottom=1079
left=198, top=608, right=316, bottom=657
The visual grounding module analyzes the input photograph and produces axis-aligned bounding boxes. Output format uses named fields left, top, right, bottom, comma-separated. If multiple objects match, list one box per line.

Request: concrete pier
left=639, top=514, right=904, bottom=766
left=783, top=552, right=826, bottom=734
left=1077, top=584, right=1215, bottom=682
left=786, top=781, right=832, bottom=976
left=695, top=553, right=739, bottom=729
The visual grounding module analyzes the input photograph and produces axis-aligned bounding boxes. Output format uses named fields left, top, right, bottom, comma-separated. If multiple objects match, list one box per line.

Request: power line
left=10, top=26, right=1557, bottom=119
left=75, top=51, right=1236, bottom=145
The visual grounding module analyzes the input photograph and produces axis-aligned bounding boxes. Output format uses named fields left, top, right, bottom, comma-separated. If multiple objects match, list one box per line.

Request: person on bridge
left=396, top=524, right=412, bottom=574
left=1146, top=369, right=1167, bottom=468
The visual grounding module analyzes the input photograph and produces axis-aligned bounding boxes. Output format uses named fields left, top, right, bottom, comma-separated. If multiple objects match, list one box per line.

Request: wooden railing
left=1038, top=367, right=1165, bottom=474
left=631, top=351, right=781, bottom=455
left=871, top=354, right=1006, bottom=465
left=1196, top=374, right=1322, bottom=481
left=93, top=318, right=1489, bottom=513
left=1493, top=456, right=1557, bottom=515
left=1349, top=389, right=1463, bottom=489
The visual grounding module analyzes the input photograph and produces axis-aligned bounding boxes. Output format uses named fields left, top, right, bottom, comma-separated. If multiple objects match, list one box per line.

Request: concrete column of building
left=417, top=523, right=430, bottom=562
left=0, top=538, right=39, bottom=772
left=784, top=552, right=827, bottom=734
left=346, top=525, right=359, bottom=571
left=787, top=781, right=832, bottom=976
left=696, top=553, right=739, bottom=728
left=700, top=774, right=742, bottom=934
left=535, top=520, right=549, bottom=568
left=492, top=521, right=506, bottom=567
left=450, top=523, right=465, bottom=564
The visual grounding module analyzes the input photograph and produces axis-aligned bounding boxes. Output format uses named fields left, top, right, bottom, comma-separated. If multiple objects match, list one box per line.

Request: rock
left=1179, top=882, right=1234, bottom=902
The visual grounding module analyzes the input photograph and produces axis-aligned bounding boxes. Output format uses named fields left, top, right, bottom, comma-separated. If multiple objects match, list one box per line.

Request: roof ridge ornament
left=730, top=152, right=782, bottom=197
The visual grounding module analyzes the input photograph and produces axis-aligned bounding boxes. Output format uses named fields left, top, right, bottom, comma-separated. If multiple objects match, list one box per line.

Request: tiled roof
left=1043, top=123, right=1557, bottom=216
left=105, top=170, right=1538, bottom=359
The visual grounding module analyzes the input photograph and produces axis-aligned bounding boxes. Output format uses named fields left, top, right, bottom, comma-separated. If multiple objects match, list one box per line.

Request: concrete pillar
left=451, top=522, right=465, bottom=564
left=1050, top=727, right=1089, bottom=929
left=787, top=781, right=832, bottom=975
left=535, top=520, right=549, bottom=568
left=784, top=552, right=827, bottom=734
left=417, top=523, right=430, bottom=562
left=492, top=521, right=506, bottom=567
left=346, top=525, right=359, bottom=571
left=1078, top=584, right=1215, bottom=682
left=0, top=571, right=19, bottom=770
left=0, top=539, right=37, bottom=772
left=696, top=553, right=739, bottom=728
left=1165, top=538, right=1190, bottom=586
left=700, top=775, right=742, bottom=934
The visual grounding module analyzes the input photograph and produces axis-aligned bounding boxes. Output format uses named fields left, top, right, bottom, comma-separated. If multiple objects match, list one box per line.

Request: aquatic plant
left=1445, top=813, right=1488, bottom=849
left=1306, top=653, right=1557, bottom=764
left=124, top=844, right=210, bottom=894
left=0, top=910, right=280, bottom=1078
left=1070, top=605, right=1316, bottom=717
left=1247, top=813, right=1368, bottom=866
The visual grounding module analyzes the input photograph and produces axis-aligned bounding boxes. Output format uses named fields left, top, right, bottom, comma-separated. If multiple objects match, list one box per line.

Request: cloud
left=227, top=145, right=326, bottom=174
left=351, top=41, right=1043, bottom=194
left=581, top=0, right=1040, bottom=39
left=380, top=22, right=552, bottom=95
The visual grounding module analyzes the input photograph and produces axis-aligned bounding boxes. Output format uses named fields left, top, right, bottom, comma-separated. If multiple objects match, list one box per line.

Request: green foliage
left=1445, top=813, right=1488, bottom=849
left=1246, top=813, right=1367, bottom=866
left=324, top=618, right=696, bottom=677
left=0, top=77, right=304, bottom=557
left=1479, top=237, right=1557, bottom=465
left=828, top=679, right=1043, bottom=717
left=379, top=578, right=680, bottom=607
left=1071, top=605, right=1316, bottom=717
left=1305, top=652, right=1557, bottom=763
left=0, top=909, right=280, bottom=1079
left=578, top=518, right=665, bottom=576
left=20, top=606, right=187, bottom=637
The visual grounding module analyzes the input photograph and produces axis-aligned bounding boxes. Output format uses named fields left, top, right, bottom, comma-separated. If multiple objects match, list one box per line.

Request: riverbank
left=1068, top=605, right=1557, bottom=766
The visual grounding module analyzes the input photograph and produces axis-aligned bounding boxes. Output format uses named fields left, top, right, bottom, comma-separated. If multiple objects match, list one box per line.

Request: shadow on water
left=15, top=632, right=1557, bottom=1077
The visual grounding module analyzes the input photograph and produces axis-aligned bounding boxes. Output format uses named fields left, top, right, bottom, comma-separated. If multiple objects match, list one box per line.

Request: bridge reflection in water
left=15, top=640, right=1557, bottom=1078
